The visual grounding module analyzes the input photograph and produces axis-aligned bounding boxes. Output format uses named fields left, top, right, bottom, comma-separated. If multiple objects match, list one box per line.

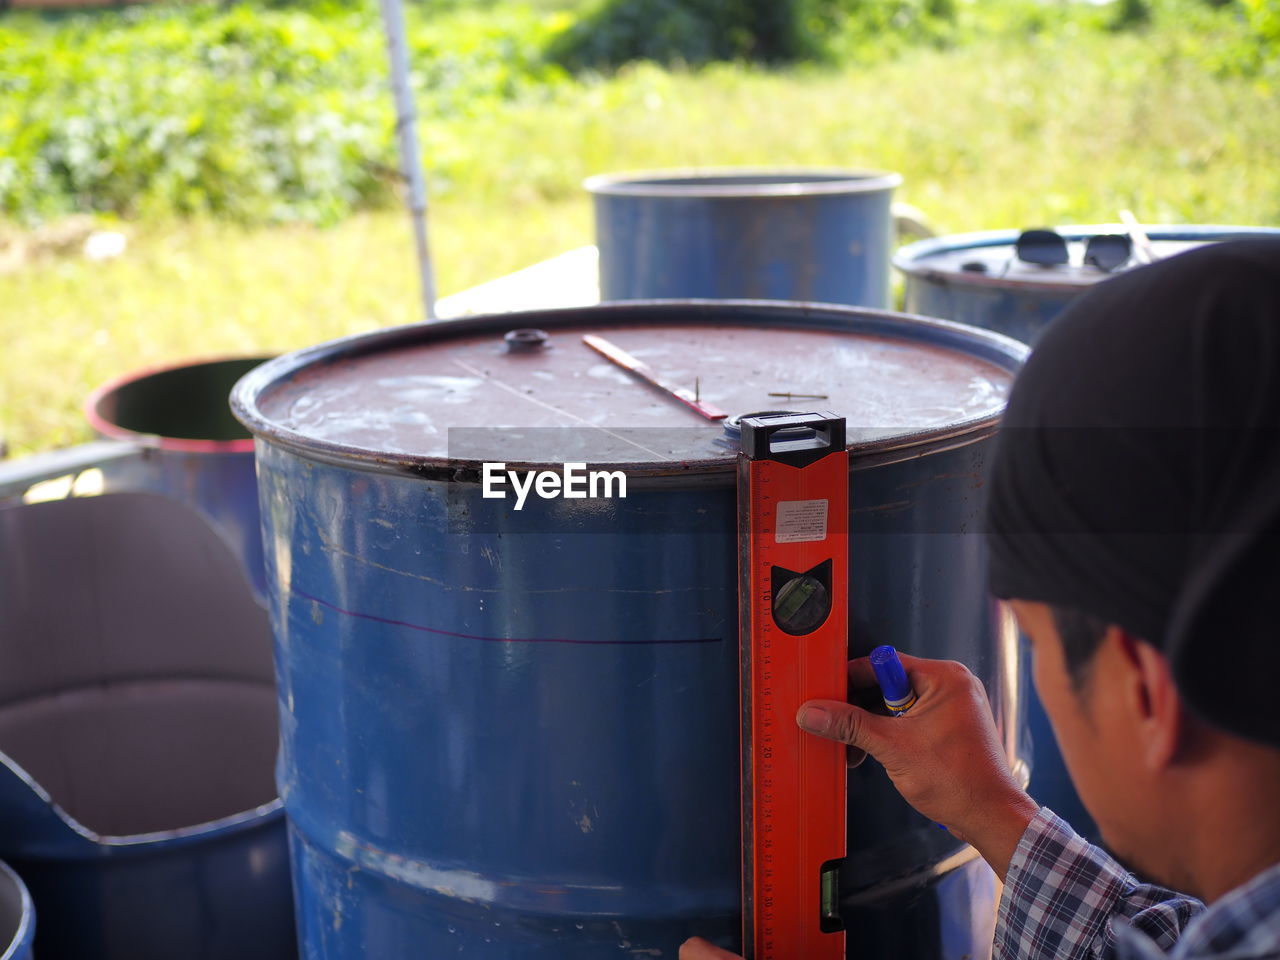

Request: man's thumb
left=796, top=699, right=887, bottom=754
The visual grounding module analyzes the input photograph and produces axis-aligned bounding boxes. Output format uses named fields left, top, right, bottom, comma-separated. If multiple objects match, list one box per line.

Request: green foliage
left=1109, top=0, right=1280, bottom=79
left=546, top=0, right=829, bottom=69
left=1227, top=0, right=1280, bottom=75
left=817, top=0, right=963, bottom=64
left=0, top=0, right=1272, bottom=225
left=0, top=4, right=385, bottom=224
left=0, top=1, right=569, bottom=225
left=547, top=0, right=748, bottom=68
left=546, top=0, right=964, bottom=70
left=1109, top=0, right=1153, bottom=31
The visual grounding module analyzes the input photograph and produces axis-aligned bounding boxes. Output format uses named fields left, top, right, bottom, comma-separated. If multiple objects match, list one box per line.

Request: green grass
left=3, top=14, right=1279, bottom=456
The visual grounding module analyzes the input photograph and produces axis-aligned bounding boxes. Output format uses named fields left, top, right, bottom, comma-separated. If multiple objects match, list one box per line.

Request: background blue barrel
left=0, top=861, right=34, bottom=960
left=234, top=301, right=1028, bottom=960
left=587, top=169, right=901, bottom=308
left=85, top=355, right=271, bottom=602
left=895, top=224, right=1280, bottom=346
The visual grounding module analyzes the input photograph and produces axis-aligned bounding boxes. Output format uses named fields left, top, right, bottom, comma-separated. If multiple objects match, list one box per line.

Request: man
left=683, top=239, right=1280, bottom=960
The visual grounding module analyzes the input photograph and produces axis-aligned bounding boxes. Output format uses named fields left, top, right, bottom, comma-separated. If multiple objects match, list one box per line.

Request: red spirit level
left=738, top=412, right=848, bottom=960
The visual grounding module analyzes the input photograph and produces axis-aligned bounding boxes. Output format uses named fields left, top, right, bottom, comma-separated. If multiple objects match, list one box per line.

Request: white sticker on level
left=774, top=499, right=829, bottom=544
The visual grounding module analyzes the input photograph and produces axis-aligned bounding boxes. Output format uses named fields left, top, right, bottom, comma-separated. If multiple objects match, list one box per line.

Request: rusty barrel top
left=237, top=301, right=1019, bottom=474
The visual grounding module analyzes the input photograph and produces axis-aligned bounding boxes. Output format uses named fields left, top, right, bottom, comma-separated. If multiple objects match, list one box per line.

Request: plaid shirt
left=995, top=808, right=1280, bottom=960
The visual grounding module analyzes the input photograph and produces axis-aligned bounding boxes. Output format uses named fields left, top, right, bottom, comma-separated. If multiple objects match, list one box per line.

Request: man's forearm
left=956, top=790, right=1040, bottom=882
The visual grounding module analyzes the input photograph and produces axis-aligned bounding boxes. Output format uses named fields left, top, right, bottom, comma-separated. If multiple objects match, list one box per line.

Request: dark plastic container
left=0, top=492, right=295, bottom=960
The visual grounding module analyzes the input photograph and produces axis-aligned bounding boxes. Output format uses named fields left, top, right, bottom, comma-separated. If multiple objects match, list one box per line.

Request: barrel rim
left=86, top=797, right=286, bottom=852
left=583, top=166, right=903, bottom=198
left=0, top=743, right=285, bottom=856
left=85, top=354, right=272, bottom=454
left=893, top=224, right=1280, bottom=293
left=230, top=300, right=1029, bottom=480
left=0, top=860, right=33, bottom=960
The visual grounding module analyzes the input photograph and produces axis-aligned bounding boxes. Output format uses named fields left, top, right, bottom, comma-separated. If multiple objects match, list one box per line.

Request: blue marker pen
left=870, top=645, right=917, bottom=716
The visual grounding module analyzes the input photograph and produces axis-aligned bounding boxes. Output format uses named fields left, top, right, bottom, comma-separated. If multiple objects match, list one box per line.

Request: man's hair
left=1048, top=605, right=1110, bottom=689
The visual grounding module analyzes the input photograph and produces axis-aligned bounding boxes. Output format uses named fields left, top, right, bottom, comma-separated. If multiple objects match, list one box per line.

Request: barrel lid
left=232, top=302, right=1024, bottom=477
left=894, top=225, right=1280, bottom=292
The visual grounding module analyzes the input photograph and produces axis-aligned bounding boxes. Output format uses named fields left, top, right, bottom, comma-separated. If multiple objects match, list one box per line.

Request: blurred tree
left=1108, top=0, right=1151, bottom=30
left=547, top=0, right=826, bottom=69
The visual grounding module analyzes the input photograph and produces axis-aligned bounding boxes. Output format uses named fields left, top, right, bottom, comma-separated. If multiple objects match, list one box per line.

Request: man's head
left=985, top=239, right=1280, bottom=894
left=1012, top=600, right=1190, bottom=885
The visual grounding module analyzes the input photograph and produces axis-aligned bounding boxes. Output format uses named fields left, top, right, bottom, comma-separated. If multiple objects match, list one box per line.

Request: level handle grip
left=739, top=412, right=846, bottom=468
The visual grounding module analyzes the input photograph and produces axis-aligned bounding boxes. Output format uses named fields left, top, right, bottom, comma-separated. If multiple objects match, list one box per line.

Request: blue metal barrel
left=896, top=225, right=1280, bottom=345
left=0, top=861, right=34, bottom=960
left=0, top=492, right=295, bottom=960
left=85, top=355, right=271, bottom=602
left=232, top=301, right=1029, bottom=960
left=587, top=169, right=901, bottom=308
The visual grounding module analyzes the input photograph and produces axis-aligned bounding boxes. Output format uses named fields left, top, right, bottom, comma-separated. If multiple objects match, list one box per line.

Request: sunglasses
left=1014, top=229, right=1133, bottom=273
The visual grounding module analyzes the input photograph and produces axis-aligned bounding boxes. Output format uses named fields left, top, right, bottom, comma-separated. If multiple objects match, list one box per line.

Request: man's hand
left=797, top=654, right=1039, bottom=880
left=679, top=937, right=743, bottom=960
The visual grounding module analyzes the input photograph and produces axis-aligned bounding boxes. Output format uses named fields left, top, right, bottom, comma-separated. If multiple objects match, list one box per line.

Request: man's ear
left=1118, top=630, right=1185, bottom=771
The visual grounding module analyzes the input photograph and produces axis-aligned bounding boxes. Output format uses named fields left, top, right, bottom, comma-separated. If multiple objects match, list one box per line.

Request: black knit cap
left=986, top=238, right=1280, bottom=746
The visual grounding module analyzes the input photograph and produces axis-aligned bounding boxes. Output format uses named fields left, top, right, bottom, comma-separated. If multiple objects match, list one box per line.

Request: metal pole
left=378, top=0, right=438, bottom=321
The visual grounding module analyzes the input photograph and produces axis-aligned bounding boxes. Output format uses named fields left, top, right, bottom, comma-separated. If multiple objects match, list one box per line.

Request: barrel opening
left=586, top=168, right=903, bottom=201
left=88, top=357, right=267, bottom=444
left=618, top=173, right=880, bottom=189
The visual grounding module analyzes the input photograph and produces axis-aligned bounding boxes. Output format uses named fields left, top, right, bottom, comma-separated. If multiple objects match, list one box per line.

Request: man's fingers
left=796, top=699, right=890, bottom=755
left=848, top=657, right=879, bottom=690
left=850, top=651, right=946, bottom=694
left=679, top=937, right=743, bottom=960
